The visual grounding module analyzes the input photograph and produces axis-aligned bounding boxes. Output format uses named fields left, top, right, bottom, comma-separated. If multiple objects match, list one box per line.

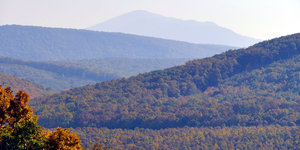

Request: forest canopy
left=31, top=33, right=300, bottom=130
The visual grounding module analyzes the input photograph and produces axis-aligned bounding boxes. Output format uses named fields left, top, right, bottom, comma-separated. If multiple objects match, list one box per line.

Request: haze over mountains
left=87, top=10, right=261, bottom=47
left=0, top=25, right=237, bottom=91
left=0, top=56, right=192, bottom=91
left=1, top=11, right=300, bottom=149
left=0, top=25, right=235, bottom=61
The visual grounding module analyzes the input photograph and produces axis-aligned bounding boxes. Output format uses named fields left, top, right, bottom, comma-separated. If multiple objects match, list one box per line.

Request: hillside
left=0, top=56, right=190, bottom=91
left=29, top=33, right=300, bottom=149
left=0, top=56, right=122, bottom=91
left=53, top=57, right=190, bottom=77
left=87, top=10, right=261, bottom=47
left=0, top=73, right=54, bottom=98
left=31, top=33, right=300, bottom=128
left=0, top=25, right=235, bottom=61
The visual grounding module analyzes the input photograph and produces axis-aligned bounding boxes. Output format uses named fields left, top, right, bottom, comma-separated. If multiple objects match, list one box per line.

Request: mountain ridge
left=87, top=10, right=261, bottom=47
left=0, top=56, right=192, bottom=91
left=31, top=33, right=300, bottom=129
left=0, top=25, right=235, bottom=61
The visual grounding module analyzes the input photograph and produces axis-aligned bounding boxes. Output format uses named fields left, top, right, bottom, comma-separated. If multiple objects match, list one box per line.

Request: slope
left=0, top=56, right=122, bottom=91
left=0, top=73, right=54, bottom=98
left=54, top=57, right=191, bottom=77
left=0, top=25, right=235, bottom=61
left=87, top=10, right=261, bottom=47
left=0, top=56, right=190, bottom=91
left=31, top=33, right=300, bottom=129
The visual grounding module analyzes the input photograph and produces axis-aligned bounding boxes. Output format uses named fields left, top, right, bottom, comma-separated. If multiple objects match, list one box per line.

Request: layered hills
left=32, top=33, right=300, bottom=129
left=29, top=33, right=300, bottom=149
left=0, top=56, right=121, bottom=91
left=2, top=23, right=299, bottom=149
left=0, top=56, right=190, bottom=91
left=87, top=10, right=261, bottom=47
left=0, top=25, right=235, bottom=61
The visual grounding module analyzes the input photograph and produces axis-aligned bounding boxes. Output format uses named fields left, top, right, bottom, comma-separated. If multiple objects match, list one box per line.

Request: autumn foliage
left=2, top=33, right=300, bottom=149
left=27, top=33, right=300, bottom=149
left=31, top=33, right=300, bottom=130
left=0, top=86, right=83, bottom=149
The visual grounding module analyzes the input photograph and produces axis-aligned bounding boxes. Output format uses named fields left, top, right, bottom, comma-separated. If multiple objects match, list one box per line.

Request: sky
left=0, top=0, right=299, bottom=40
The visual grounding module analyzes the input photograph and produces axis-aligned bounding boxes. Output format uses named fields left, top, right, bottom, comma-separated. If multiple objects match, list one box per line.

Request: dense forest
left=31, top=33, right=300, bottom=129
left=26, top=33, right=300, bottom=148
left=74, top=125, right=300, bottom=149
left=0, top=25, right=235, bottom=61
left=2, top=29, right=300, bottom=149
left=0, top=56, right=190, bottom=90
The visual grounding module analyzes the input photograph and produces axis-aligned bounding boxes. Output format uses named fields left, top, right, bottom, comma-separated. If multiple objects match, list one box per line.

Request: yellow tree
left=0, top=86, right=83, bottom=150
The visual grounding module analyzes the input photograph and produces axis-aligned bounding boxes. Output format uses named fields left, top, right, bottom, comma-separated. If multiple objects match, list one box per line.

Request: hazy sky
left=0, top=0, right=299, bottom=40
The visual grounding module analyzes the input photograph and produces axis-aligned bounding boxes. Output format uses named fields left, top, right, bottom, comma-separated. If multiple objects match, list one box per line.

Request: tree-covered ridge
left=0, top=73, right=54, bottom=98
left=0, top=63, right=98, bottom=91
left=0, top=56, right=122, bottom=91
left=0, top=25, right=235, bottom=61
left=31, top=33, right=300, bottom=129
left=53, top=57, right=190, bottom=77
left=0, top=56, right=190, bottom=91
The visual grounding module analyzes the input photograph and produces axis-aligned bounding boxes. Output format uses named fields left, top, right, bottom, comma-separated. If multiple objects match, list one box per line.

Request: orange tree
left=0, top=86, right=83, bottom=150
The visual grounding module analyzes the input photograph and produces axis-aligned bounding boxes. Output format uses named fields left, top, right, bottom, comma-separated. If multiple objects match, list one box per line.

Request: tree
left=47, top=127, right=82, bottom=150
left=0, top=86, right=83, bottom=149
left=90, top=142, right=110, bottom=150
left=0, top=86, right=47, bottom=149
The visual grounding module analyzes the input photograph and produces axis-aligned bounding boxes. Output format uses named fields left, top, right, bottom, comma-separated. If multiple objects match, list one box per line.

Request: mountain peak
left=87, top=10, right=261, bottom=47
left=115, top=10, right=165, bottom=19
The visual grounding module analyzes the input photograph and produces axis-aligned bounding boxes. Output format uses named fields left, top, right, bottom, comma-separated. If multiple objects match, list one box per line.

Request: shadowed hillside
left=0, top=56, right=190, bottom=91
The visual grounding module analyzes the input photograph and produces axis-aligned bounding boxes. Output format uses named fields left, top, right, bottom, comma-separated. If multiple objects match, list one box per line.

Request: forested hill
left=52, top=57, right=191, bottom=77
left=0, top=25, right=235, bottom=61
left=0, top=56, right=190, bottom=91
left=0, top=73, right=54, bottom=98
left=31, top=33, right=300, bottom=129
left=0, top=56, right=123, bottom=91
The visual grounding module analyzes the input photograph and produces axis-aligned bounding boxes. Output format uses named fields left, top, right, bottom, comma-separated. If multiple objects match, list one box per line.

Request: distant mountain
left=0, top=73, right=54, bottom=98
left=0, top=25, right=235, bottom=61
left=87, top=10, right=261, bottom=47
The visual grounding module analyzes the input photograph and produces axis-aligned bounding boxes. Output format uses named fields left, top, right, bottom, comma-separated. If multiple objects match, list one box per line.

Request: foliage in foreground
left=0, top=86, right=83, bottom=149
